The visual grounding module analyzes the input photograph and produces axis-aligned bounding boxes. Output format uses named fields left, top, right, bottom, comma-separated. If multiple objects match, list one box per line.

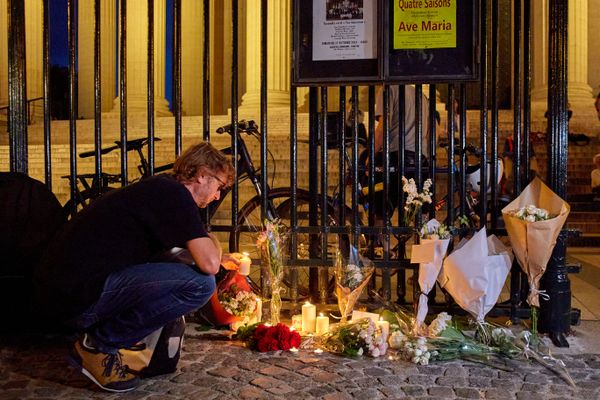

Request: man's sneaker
left=69, top=335, right=141, bottom=392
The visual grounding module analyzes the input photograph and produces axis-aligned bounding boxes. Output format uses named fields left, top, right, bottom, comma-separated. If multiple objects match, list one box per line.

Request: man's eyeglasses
left=206, top=173, right=228, bottom=191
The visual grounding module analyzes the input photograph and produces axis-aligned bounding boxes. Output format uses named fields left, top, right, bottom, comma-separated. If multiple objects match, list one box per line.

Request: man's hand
left=221, top=253, right=242, bottom=271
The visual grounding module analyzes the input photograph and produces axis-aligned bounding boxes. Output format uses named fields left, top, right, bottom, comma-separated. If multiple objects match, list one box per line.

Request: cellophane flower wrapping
left=438, top=227, right=512, bottom=323
left=321, top=318, right=388, bottom=357
left=256, top=219, right=288, bottom=325
left=411, top=219, right=451, bottom=329
left=335, top=239, right=374, bottom=323
left=501, top=177, right=570, bottom=308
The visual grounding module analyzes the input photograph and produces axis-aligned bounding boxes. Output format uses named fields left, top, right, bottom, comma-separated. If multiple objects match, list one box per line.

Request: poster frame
left=292, top=0, right=382, bottom=86
left=383, top=0, right=480, bottom=83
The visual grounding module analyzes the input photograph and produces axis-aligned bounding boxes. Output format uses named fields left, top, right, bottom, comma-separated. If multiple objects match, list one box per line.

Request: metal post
left=539, top=0, right=571, bottom=348
left=8, top=0, right=28, bottom=173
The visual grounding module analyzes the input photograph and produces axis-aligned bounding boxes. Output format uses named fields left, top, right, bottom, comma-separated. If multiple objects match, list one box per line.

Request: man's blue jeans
left=69, top=263, right=215, bottom=353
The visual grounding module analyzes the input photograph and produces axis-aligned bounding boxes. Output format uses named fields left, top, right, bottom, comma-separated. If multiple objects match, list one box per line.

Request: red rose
left=289, top=331, right=301, bottom=348
left=257, top=337, right=279, bottom=352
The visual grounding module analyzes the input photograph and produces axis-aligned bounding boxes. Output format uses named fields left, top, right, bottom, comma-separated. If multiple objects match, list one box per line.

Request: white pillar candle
left=239, top=252, right=251, bottom=276
left=255, top=297, right=262, bottom=323
left=302, top=301, right=316, bottom=333
left=377, top=317, right=390, bottom=338
left=291, top=314, right=303, bottom=331
left=316, top=313, right=329, bottom=335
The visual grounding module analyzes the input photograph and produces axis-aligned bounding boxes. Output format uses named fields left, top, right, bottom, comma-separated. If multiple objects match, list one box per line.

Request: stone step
left=568, top=211, right=600, bottom=222
left=566, top=221, right=600, bottom=234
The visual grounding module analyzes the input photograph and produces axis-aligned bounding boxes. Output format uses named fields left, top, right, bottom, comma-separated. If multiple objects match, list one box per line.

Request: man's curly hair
left=173, top=142, right=234, bottom=186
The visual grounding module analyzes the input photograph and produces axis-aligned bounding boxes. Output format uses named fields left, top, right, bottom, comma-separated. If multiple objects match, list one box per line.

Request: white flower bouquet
left=501, top=178, right=570, bottom=310
left=410, top=219, right=452, bottom=330
left=438, top=227, right=513, bottom=323
left=321, top=318, right=388, bottom=358
left=402, top=177, right=433, bottom=227
left=218, top=285, right=261, bottom=331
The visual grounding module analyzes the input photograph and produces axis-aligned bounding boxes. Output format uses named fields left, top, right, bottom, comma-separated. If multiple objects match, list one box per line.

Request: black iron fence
left=3, top=0, right=573, bottom=344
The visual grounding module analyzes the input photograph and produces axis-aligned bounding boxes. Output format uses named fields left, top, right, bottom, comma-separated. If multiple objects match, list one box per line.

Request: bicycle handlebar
left=438, top=139, right=481, bottom=156
left=79, top=137, right=162, bottom=158
left=216, top=120, right=258, bottom=134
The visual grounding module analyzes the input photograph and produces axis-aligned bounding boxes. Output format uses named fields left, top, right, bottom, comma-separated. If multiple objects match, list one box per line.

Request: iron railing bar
left=479, top=0, right=489, bottom=227
left=290, top=86, right=299, bottom=306
left=68, top=0, right=77, bottom=208
left=42, top=0, right=51, bottom=188
left=447, top=84, right=455, bottom=225
left=338, top=86, right=346, bottom=226
left=260, top=0, right=268, bottom=222
left=119, top=0, right=128, bottom=186
left=513, top=0, right=522, bottom=195
left=524, top=0, right=532, bottom=182
left=319, top=86, right=329, bottom=304
left=428, top=84, right=437, bottom=218
left=491, top=0, right=500, bottom=231
left=231, top=0, right=240, bottom=247
left=7, top=0, right=28, bottom=173
left=202, top=0, right=210, bottom=142
left=174, top=0, right=182, bottom=157
left=147, top=0, right=155, bottom=176
left=459, top=84, right=467, bottom=220
left=94, top=0, right=102, bottom=193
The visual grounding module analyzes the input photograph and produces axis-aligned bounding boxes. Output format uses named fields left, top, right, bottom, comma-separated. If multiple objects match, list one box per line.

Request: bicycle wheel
left=230, top=188, right=341, bottom=300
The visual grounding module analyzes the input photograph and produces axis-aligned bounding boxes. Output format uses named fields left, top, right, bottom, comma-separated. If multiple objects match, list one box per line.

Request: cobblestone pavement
left=1, top=326, right=600, bottom=400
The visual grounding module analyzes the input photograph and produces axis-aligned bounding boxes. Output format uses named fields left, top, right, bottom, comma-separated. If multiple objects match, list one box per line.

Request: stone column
left=240, top=0, right=292, bottom=110
left=531, top=0, right=593, bottom=104
left=109, top=0, right=171, bottom=117
left=181, top=0, right=203, bottom=116
left=0, top=0, right=7, bottom=110
left=566, top=0, right=593, bottom=103
left=25, top=0, right=43, bottom=122
left=78, top=0, right=117, bottom=118
left=531, top=0, right=549, bottom=103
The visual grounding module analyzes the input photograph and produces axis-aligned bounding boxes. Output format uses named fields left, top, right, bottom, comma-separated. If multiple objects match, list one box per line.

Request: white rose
left=357, top=347, right=364, bottom=356
left=525, top=215, right=536, bottom=222
left=371, top=348, right=380, bottom=358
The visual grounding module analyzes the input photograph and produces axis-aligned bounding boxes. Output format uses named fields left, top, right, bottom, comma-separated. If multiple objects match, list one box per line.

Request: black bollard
left=538, top=231, right=571, bottom=347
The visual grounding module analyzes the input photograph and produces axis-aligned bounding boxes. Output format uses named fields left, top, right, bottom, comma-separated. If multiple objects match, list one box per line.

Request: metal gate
left=3, top=0, right=572, bottom=344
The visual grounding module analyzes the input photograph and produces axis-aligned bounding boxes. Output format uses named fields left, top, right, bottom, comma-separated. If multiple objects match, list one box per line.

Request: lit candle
left=316, top=313, right=329, bottom=335
left=314, top=348, right=323, bottom=354
left=255, top=297, right=262, bottom=323
left=302, top=301, right=316, bottom=333
left=291, top=314, right=303, bottom=331
left=377, top=317, right=390, bottom=338
left=238, top=252, right=251, bottom=276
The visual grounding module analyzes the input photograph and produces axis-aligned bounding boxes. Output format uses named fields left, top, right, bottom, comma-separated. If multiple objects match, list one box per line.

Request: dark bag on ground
left=0, top=173, right=66, bottom=327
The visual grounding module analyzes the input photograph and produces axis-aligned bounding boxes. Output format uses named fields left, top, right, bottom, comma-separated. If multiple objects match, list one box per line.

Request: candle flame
left=319, top=313, right=324, bottom=317
left=242, top=251, right=250, bottom=256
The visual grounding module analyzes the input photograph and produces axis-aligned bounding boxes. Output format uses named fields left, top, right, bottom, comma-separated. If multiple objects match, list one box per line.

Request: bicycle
left=63, top=122, right=345, bottom=301
left=62, top=137, right=173, bottom=215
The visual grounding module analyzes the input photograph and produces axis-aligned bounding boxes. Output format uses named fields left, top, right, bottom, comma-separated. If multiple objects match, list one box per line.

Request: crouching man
left=34, top=142, right=240, bottom=392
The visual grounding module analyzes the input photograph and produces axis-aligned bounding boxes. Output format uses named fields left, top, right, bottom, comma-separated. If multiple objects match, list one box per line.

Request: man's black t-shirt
left=34, top=175, right=207, bottom=321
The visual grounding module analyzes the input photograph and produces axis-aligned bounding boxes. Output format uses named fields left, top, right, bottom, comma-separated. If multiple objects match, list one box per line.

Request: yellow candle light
left=302, top=301, right=316, bottom=333
left=238, top=252, right=251, bottom=276
left=316, top=313, right=329, bottom=335
left=291, top=314, right=303, bottom=331
left=377, top=317, right=390, bottom=337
